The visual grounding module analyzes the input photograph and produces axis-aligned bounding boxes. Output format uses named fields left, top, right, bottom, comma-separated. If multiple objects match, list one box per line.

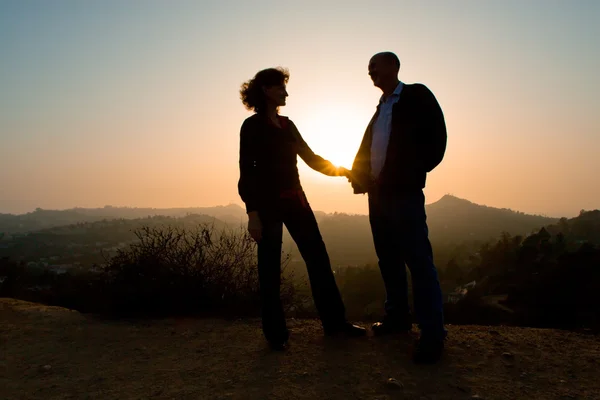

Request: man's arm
left=414, top=84, right=447, bottom=172
left=349, top=110, right=378, bottom=194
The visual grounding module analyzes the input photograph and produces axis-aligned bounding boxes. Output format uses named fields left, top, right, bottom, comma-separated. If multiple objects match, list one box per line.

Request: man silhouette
left=349, top=52, right=447, bottom=363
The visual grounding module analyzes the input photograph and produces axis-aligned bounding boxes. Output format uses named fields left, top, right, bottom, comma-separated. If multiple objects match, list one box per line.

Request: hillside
left=0, top=196, right=557, bottom=240
left=0, top=196, right=561, bottom=271
left=0, top=204, right=247, bottom=234
left=426, top=195, right=558, bottom=243
left=443, top=209, right=600, bottom=330
left=1, top=298, right=598, bottom=400
left=293, top=195, right=558, bottom=267
left=0, top=214, right=231, bottom=266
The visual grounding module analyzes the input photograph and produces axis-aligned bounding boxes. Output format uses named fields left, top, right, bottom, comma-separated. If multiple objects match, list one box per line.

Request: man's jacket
left=351, top=83, right=447, bottom=194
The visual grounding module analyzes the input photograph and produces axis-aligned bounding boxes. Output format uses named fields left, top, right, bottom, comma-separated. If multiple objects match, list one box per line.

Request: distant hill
left=545, top=209, right=600, bottom=245
left=0, top=214, right=231, bottom=265
left=290, top=195, right=558, bottom=267
left=426, top=195, right=558, bottom=243
left=1, top=196, right=561, bottom=269
left=0, top=196, right=558, bottom=238
left=0, top=204, right=247, bottom=234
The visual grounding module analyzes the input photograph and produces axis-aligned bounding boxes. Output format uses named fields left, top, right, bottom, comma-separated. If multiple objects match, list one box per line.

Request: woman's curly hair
left=240, top=67, right=290, bottom=113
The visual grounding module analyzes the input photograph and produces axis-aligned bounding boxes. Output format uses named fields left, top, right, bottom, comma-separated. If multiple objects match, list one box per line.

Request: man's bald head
left=371, top=52, right=401, bottom=71
left=368, top=52, right=401, bottom=92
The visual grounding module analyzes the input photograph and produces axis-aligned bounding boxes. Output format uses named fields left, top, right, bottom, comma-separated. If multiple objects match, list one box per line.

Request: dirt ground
left=1, top=298, right=599, bottom=400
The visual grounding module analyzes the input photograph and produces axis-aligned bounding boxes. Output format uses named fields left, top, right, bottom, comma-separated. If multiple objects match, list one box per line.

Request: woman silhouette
left=238, top=67, right=365, bottom=350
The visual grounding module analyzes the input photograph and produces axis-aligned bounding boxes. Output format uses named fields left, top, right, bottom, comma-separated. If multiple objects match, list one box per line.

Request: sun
left=293, top=108, right=368, bottom=170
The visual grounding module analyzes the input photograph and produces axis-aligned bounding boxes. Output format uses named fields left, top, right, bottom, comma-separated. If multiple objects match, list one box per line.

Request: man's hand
left=338, top=167, right=355, bottom=183
left=347, top=169, right=371, bottom=194
left=247, top=211, right=262, bottom=242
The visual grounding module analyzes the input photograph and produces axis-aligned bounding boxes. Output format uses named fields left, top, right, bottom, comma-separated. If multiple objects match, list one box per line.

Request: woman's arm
left=238, top=119, right=261, bottom=213
left=289, top=121, right=345, bottom=177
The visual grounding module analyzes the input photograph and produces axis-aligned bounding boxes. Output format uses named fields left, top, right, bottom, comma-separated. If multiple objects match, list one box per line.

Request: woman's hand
left=247, top=211, right=262, bottom=242
left=335, top=166, right=351, bottom=178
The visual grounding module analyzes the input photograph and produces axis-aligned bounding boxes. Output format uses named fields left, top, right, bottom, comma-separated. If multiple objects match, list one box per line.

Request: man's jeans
left=368, top=187, right=446, bottom=340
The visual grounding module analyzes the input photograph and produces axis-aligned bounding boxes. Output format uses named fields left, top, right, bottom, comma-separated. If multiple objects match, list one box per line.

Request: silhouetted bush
left=104, top=225, right=270, bottom=316
left=0, top=225, right=297, bottom=317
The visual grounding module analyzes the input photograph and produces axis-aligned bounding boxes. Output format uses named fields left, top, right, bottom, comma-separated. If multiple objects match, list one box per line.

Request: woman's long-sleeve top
left=238, top=114, right=338, bottom=213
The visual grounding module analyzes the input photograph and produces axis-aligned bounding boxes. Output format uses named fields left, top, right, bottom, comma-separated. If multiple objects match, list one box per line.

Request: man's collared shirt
left=371, top=81, right=404, bottom=179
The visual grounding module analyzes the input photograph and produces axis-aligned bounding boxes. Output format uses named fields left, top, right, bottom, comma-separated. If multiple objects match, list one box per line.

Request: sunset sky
left=1, top=0, right=599, bottom=217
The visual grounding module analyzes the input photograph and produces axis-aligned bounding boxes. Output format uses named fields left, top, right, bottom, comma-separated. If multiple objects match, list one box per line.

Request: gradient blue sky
left=1, top=0, right=599, bottom=216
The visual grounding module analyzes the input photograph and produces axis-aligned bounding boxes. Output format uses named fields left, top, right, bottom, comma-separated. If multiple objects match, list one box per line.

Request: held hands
left=334, top=166, right=366, bottom=193
left=335, top=167, right=355, bottom=185
left=335, top=166, right=352, bottom=179
left=247, top=211, right=262, bottom=242
left=340, top=168, right=369, bottom=193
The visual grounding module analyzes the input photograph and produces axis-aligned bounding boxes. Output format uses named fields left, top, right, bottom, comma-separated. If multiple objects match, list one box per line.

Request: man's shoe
left=324, top=322, right=367, bottom=337
left=371, top=316, right=412, bottom=336
left=412, top=337, right=444, bottom=364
